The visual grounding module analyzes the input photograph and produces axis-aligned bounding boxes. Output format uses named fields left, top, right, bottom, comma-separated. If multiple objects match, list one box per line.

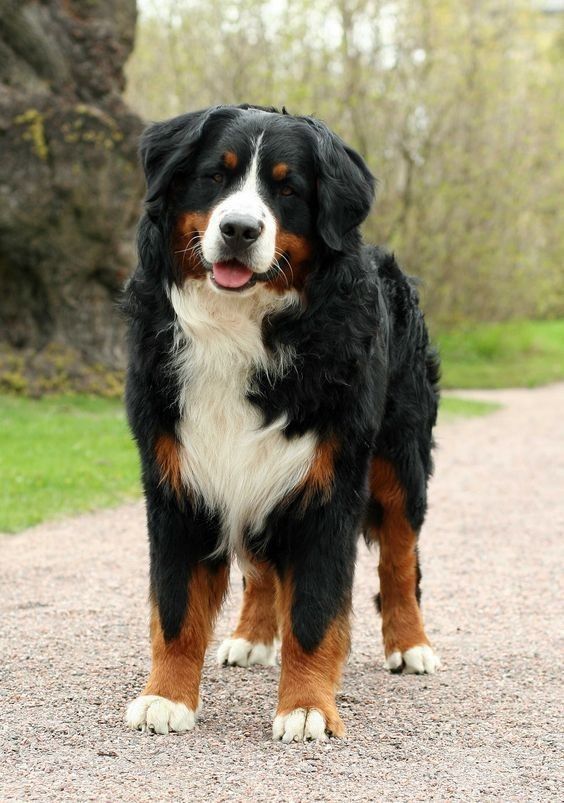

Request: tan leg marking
left=144, top=562, right=229, bottom=709
left=233, top=562, right=278, bottom=644
left=274, top=573, right=349, bottom=738
left=369, top=458, right=430, bottom=657
left=217, top=562, right=278, bottom=667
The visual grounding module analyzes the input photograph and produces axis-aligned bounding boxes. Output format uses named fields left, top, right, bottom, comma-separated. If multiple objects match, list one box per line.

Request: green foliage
left=126, top=0, right=564, bottom=327
left=0, top=395, right=140, bottom=533
left=437, top=319, right=564, bottom=388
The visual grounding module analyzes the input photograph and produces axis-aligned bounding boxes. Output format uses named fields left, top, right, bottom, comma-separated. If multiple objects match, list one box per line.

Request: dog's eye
left=210, top=173, right=224, bottom=184
left=279, top=185, right=295, bottom=197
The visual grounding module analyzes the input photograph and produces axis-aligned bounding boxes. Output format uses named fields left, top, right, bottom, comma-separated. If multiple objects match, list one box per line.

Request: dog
left=123, top=104, right=440, bottom=743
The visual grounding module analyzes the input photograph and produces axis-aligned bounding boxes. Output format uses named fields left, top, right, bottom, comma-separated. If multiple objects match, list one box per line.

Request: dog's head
left=139, top=105, right=375, bottom=295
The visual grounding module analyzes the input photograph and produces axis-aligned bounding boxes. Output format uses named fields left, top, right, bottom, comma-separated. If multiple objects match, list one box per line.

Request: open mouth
left=211, top=260, right=256, bottom=292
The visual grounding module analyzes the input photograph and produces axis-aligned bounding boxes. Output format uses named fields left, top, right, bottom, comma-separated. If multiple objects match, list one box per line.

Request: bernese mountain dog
left=123, top=104, right=440, bottom=743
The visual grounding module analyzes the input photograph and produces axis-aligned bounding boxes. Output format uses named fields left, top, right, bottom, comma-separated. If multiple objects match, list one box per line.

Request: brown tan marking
left=144, top=563, right=229, bottom=710
left=275, top=573, right=349, bottom=737
left=172, top=211, right=211, bottom=284
left=272, top=162, right=289, bottom=181
left=154, top=433, right=183, bottom=497
left=267, top=230, right=314, bottom=293
left=232, top=562, right=279, bottom=644
left=298, top=434, right=339, bottom=506
left=368, top=457, right=431, bottom=656
left=223, top=150, right=238, bottom=169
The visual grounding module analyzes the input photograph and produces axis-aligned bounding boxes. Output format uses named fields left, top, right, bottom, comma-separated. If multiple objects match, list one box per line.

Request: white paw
left=385, top=644, right=441, bottom=674
left=217, top=637, right=278, bottom=667
left=272, top=708, right=327, bottom=743
left=125, top=695, right=197, bottom=735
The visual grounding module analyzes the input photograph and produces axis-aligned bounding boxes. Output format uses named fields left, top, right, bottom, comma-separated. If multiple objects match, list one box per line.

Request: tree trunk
left=0, top=0, right=144, bottom=393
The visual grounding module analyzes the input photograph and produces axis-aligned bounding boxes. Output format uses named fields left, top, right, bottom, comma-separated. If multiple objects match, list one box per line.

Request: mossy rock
left=0, top=345, right=125, bottom=399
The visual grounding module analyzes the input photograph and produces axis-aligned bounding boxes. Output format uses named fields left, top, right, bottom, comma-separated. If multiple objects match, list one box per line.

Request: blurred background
left=0, top=0, right=562, bottom=532
left=130, top=0, right=564, bottom=328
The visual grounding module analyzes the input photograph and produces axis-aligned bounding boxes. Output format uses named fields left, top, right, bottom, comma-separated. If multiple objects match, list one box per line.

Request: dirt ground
left=1, top=384, right=563, bottom=802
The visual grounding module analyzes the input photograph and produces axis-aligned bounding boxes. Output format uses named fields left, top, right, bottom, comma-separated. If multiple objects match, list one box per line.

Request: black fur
left=123, top=104, right=439, bottom=653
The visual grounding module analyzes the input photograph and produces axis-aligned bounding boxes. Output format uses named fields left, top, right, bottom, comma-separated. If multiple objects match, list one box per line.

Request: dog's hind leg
left=367, top=456, right=440, bottom=674
left=217, top=561, right=279, bottom=667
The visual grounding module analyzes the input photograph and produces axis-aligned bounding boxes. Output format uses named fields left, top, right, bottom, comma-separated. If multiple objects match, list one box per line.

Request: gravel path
left=2, top=384, right=563, bottom=802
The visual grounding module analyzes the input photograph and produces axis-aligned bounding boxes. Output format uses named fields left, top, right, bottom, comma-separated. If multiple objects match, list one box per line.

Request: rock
left=0, top=0, right=144, bottom=384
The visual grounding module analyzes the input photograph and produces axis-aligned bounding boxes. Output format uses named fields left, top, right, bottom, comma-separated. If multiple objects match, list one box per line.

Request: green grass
left=0, top=395, right=140, bottom=533
left=440, top=397, right=501, bottom=420
left=437, top=319, right=564, bottom=389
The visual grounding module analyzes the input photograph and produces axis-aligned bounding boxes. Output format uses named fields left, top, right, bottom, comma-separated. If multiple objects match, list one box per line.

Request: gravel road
left=1, top=384, right=563, bottom=802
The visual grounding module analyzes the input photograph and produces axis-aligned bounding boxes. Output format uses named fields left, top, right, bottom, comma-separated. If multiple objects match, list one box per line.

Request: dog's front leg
left=126, top=484, right=228, bottom=734
left=270, top=501, right=359, bottom=743
left=273, top=575, right=350, bottom=742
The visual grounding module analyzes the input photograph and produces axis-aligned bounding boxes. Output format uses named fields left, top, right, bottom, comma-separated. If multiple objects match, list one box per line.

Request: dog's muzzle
left=219, top=214, right=264, bottom=254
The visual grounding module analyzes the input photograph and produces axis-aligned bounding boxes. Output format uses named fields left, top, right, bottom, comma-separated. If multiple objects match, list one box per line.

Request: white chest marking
left=170, top=282, right=317, bottom=559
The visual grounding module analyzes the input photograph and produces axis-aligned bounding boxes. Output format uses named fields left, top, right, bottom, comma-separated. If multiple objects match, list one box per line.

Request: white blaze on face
left=201, top=133, right=277, bottom=274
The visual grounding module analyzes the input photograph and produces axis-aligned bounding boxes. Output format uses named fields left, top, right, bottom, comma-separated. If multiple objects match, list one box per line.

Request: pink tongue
left=212, top=261, right=253, bottom=289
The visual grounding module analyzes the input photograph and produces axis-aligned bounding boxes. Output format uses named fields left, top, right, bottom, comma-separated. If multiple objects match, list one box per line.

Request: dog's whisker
left=274, top=250, right=294, bottom=286
left=270, top=258, right=290, bottom=288
left=174, top=232, right=207, bottom=269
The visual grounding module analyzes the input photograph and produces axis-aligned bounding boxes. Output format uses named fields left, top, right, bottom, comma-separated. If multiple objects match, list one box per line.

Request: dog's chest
left=170, top=284, right=317, bottom=553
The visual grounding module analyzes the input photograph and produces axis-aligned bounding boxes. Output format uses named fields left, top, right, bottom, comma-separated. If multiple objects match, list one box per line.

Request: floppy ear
left=140, top=106, right=236, bottom=221
left=310, top=120, right=375, bottom=252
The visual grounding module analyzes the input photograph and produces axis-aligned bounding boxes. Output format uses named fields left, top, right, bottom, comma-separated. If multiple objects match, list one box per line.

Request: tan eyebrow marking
left=223, top=150, right=238, bottom=169
left=272, top=162, right=289, bottom=181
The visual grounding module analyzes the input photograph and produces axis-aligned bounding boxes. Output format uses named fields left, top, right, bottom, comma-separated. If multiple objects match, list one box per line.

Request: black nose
left=219, top=214, right=263, bottom=250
